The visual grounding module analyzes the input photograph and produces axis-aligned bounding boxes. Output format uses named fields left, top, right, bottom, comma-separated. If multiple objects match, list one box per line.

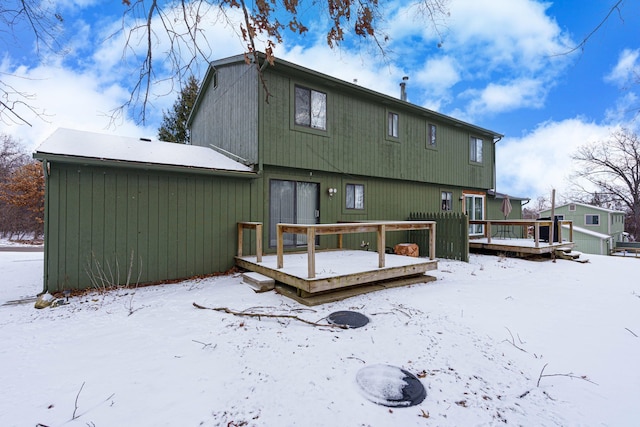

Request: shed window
left=585, top=214, right=600, bottom=225
left=346, top=184, right=365, bottom=210
left=470, top=136, right=483, bottom=163
left=428, top=124, right=437, bottom=147
left=295, top=86, right=327, bottom=130
left=388, top=112, right=399, bottom=138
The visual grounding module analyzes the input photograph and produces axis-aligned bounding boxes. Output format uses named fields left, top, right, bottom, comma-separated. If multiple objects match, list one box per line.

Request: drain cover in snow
left=327, top=311, right=369, bottom=328
left=356, top=364, right=426, bottom=407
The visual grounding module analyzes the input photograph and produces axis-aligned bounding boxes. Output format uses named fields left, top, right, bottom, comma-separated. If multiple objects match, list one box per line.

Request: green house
left=35, top=53, right=522, bottom=293
left=539, top=202, right=626, bottom=255
left=189, top=54, right=517, bottom=250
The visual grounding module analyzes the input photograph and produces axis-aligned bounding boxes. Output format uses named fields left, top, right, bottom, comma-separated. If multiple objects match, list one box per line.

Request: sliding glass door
left=269, top=180, right=319, bottom=247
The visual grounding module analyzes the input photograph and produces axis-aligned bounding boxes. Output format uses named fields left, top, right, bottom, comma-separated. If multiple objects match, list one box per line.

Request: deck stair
left=555, top=247, right=589, bottom=263
left=242, top=272, right=276, bottom=292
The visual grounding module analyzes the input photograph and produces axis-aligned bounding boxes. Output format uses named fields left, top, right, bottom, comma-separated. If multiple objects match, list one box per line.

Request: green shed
left=34, top=128, right=257, bottom=293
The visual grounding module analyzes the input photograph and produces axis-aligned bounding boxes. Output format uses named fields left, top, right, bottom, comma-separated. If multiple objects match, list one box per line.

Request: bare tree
left=1, top=0, right=65, bottom=126
left=2, top=0, right=450, bottom=125
left=572, top=128, right=640, bottom=239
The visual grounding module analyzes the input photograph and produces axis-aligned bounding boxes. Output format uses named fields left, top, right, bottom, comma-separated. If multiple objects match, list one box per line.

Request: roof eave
left=33, top=152, right=258, bottom=179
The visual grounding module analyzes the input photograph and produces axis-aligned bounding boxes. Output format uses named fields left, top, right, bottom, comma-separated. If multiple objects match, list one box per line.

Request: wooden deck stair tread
left=242, top=272, right=275, bottom=292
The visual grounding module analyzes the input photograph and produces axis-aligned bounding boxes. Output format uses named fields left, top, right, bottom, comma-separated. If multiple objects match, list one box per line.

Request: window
left=295, top=86, right=327, bottom=130
left=569, top=204, right=576, bottom=211
left=441, top=191, right=452, bottom=211
left=470, top=136, right=483, bottom=163
left=388, top=112, right=399, bottom=138
left=428, top=124, right=437, bottom=147
left=585, top=214, right=600, bottom=226
left=346, top=184, right=365, bottom=210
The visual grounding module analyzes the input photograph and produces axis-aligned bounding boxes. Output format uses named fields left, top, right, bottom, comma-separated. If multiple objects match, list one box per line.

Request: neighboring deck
left=235, top=221, right=438, bottom=304
left=469, top=219, right=575, bottom=255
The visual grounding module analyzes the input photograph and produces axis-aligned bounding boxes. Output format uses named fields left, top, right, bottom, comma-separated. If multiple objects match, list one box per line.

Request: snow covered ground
left=1, top=250, right=639, bottom=426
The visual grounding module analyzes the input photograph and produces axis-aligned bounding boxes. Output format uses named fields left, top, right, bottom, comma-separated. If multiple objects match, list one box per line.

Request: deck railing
left=276, top=221, right=436, bottom=279
left=469, top=219, right=573, bottom=248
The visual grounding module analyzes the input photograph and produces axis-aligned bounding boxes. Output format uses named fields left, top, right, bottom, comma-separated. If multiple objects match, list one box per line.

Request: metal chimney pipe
left=400, top=76, right=409, bottom=101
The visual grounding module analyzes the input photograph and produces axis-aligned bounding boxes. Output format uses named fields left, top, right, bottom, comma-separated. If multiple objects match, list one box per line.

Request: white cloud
left=605, top=48, right=640, bottom=86
left=463, top=78, right=545, bottom=116
left=496, top=118, right=614, bottom=199
left=1, top=4, right=250, bottom=151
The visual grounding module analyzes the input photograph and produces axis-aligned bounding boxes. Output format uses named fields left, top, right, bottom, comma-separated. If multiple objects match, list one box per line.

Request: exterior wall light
left=328, top=188, right=338, bottom=197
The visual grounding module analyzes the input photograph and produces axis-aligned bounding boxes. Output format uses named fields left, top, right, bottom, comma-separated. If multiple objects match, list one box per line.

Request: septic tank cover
left=356, top=364, right=427, bottom=407
left=327, top=310, right=369, bottom=328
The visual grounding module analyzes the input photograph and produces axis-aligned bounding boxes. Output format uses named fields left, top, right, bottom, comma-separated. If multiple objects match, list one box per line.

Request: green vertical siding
left=44, top=163, right=254, bottom=293
left=259, top=70, right=496, bottom=190
left=258, top=167, right=477, bottom=254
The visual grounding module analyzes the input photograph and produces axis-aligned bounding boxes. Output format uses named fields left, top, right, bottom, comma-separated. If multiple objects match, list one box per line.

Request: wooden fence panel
left=408, top=212, right=469, bottom=262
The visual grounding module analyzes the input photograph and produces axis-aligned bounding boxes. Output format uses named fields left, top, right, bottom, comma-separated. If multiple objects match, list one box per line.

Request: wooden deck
left=468, top=219, right=575, bottom=255
left=236, top=221, right=438, bottom=300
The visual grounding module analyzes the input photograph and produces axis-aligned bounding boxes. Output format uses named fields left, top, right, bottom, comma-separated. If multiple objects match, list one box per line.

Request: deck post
left=237, top=223, right=244, bottom=257
left=569, top=222, right=573, bottom=242
left=255, top=223, right=263, bottom=262
left=377, top=224, right=386, bottom=268
left=277, top=225, right=284, bottom=268
left=487, top=221, right=492, bottom=244
left=534, top=222, right=540, bottom=248
left=429, top=223, right=436, bottom=260
left=557, top=221, right=563, bottom=244
left=307, top=227, right=316, bottom=278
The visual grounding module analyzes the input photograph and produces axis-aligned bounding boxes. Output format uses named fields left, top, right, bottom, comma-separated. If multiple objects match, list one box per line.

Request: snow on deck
left=239, top=250, right=433, bottom=280
left=34, top=128, right=253, bottom=172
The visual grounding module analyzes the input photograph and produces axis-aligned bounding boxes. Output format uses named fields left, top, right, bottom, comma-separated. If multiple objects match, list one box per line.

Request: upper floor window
left=295, top=86, right=327, bottom=130
left=346, top=183, right=365, bottom=210
left=585, top=214, right=600, bottom=225
left=470, top=136, right=483, bottom=163
left=388, top=112, right=399, bottom=138
left=428, top=124, right=437, bottom=147
left=569, top=203, right=576, bottom=211
left=441, top=191, right=452, bottom=211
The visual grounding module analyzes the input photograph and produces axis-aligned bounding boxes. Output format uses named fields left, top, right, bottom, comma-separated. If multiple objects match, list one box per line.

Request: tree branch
left=192, top=302, right=347, bottom=329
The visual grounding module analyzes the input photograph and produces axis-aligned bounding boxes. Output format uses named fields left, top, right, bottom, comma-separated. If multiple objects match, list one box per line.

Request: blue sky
left=2, top=0, right=639, bottom=202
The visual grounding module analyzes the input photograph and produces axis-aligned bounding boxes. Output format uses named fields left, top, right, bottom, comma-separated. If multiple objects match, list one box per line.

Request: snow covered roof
left=547, top=202, right=625, bottom=215
left=562, top=224, right=611, bottom=240
left=34, top=128, right=254, bottom=175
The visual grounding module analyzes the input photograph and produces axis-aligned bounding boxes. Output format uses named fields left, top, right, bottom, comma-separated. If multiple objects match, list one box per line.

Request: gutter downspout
left=492, top=135, right=503, bottom=193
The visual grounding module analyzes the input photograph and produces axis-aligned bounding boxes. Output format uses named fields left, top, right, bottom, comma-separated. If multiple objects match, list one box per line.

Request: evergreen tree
left=158, top=76, right=200, bottom=144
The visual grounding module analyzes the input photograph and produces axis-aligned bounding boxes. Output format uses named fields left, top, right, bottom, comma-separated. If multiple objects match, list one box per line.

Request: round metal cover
left=327, top=311, right=369, bottom=328
left=356, top=364, right=427, bottom=407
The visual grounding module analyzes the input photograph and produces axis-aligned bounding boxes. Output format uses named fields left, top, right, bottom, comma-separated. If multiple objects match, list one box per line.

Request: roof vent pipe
left=400, top=76, right=409, bottom=101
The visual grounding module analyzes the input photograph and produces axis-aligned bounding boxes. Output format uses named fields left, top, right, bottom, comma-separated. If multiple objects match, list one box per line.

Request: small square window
left=388, top=112, right=399, bottom=138
left=470, top=136, right=483, bottom=163
left=569, top=204, right=576, bottom=211
left=428, top=124, right=437, bottom=147
left=346, top=184, right=364, bottom=210
left=441, top=191, right=452, bottom=211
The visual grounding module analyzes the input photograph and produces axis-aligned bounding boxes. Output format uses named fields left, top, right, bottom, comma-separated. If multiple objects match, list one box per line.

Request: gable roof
left=192, top=53, right=503, bottom=140
left=33, top=128, right=256, bottom=177
left=542, top=202, right=625, bottom=215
